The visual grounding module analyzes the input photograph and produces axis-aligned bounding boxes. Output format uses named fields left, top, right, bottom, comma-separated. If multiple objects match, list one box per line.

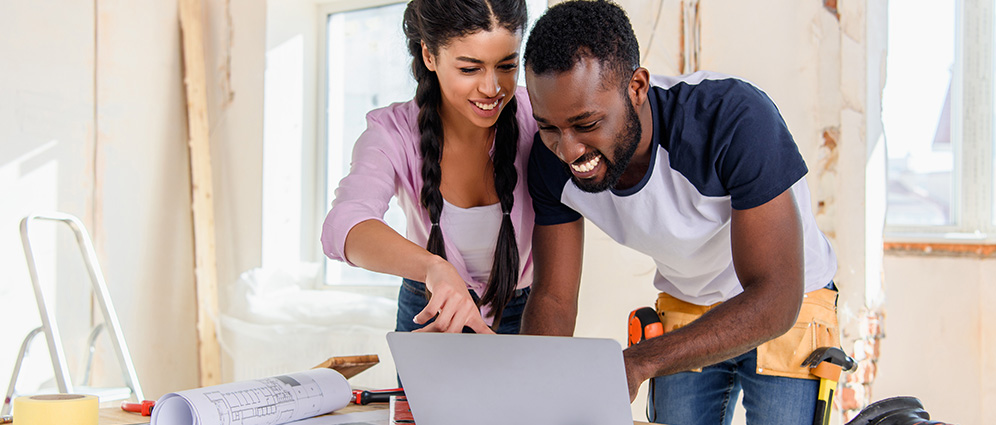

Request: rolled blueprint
left=151, top=368, right=351, bottom=425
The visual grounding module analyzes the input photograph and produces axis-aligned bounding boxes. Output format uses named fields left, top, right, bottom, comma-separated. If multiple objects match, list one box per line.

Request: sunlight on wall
left=262, top=34, right=305, bottom=270
left=0, top=141, right=61, bottom=394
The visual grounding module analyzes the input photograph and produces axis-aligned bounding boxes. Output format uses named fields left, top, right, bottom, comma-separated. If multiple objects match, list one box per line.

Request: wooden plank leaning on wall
left=178, top=0, right=221, bottom=387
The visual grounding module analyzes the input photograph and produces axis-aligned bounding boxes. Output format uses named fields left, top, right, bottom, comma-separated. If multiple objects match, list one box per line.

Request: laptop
left=386, top=332, right=634, bottom=425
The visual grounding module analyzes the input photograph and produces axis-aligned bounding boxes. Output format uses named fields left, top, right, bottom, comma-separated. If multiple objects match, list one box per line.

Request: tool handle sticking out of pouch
left=628, top=307, right=663, bottom=347
left=628, top=306, right=665, bottom=422
left=803, top=346, right=857, bottom=425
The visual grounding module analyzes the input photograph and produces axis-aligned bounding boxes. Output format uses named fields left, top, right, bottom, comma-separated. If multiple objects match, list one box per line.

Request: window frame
left=883, top=0, right=996, bottom=244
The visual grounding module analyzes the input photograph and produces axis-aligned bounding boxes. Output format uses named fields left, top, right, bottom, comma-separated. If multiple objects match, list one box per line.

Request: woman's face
left=422, top=27, right=522, bottom=130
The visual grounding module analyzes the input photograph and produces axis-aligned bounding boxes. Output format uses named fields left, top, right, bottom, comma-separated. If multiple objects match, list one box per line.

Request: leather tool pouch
left=655, top=287, right=840, bottom=379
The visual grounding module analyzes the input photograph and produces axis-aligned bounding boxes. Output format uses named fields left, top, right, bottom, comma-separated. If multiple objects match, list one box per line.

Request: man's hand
left=413, top=258, right=494, bottom=334
left=623, top=345, right=654, bottom=402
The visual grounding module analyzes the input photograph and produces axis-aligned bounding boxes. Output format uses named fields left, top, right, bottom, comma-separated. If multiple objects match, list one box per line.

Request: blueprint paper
left=150, top=368, right=351, bottom=425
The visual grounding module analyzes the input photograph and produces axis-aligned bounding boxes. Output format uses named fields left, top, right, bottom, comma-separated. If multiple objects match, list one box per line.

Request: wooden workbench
left=94, top=404, right=385, bottom=424
left=94, top=405, right=660, bottom=424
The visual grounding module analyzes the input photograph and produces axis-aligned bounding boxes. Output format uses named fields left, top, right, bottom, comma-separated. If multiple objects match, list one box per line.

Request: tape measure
left=628, top=307, right=663, bottom=347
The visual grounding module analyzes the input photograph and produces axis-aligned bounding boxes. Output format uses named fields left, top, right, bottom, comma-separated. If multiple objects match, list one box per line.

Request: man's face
left=526, top=58, right=642, bottom=193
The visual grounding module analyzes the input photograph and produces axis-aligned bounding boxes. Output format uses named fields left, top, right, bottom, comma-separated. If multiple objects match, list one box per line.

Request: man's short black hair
left=524, top=0, right=640, bottom=88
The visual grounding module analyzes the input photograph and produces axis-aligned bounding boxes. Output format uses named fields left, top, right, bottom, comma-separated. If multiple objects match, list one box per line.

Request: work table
left=92, top=404, right=661, bottom=424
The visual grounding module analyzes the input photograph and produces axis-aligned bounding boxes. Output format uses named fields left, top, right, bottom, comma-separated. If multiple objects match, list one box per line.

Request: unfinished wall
left=0, top=0, right=265, bottom=400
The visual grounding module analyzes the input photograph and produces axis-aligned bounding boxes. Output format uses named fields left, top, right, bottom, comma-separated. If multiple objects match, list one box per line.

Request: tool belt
left=655, top=286, right=840, bottom=380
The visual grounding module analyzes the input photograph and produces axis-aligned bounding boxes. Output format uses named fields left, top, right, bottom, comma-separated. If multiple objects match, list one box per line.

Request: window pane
left=884, top=0, right=957, bottom=226
left=325, top=3, right=414, bottom=285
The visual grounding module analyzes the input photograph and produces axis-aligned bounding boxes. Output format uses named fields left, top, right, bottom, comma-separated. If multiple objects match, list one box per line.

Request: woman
left=321, top=0, right=536, bottom=334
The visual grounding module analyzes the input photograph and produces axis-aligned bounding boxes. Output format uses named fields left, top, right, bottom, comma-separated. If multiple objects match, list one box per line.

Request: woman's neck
left=438, top=103, right=494, bottom=148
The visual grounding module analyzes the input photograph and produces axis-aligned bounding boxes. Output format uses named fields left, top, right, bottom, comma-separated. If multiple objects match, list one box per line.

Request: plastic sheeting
left=218, top=263, right=398, bottom=389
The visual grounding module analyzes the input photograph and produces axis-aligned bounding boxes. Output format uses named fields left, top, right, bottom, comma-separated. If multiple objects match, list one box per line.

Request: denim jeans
left=649, top=349, right=818, bottom=425
left=394, top=278, right=530, bottom=335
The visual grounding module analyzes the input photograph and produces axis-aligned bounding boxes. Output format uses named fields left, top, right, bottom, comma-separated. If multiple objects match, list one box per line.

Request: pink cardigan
left=321, top=86, right=538, bottom=299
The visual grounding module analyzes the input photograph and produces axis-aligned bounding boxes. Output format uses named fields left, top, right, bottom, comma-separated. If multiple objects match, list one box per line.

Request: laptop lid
left=386, top=332, right=633, bottom=425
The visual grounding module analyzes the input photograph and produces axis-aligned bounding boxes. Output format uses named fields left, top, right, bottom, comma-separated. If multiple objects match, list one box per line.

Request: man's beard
left=568, top=102, right=642, bottom=193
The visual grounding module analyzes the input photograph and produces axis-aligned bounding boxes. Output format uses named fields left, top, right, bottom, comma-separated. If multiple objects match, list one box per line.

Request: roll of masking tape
left=13, top=394, right=98, bottom=425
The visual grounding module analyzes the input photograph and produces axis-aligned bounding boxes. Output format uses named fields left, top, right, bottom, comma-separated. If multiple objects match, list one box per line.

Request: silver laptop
left=386, top=332, right=633, bottom=425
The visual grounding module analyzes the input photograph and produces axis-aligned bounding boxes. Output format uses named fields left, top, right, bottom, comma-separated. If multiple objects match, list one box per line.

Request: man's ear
left=421, top=42, right=436, bottom=72
left=628, top=67, right=651, bottom=108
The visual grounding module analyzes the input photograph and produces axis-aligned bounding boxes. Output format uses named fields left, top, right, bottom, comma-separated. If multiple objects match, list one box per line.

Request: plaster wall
left=0, top=0, right=98, bottom=397
left=877, top=254, right=996, bottom=425
left=0, top=0, right=265, bottom=399
left=91, top=0, right=198, bottom=397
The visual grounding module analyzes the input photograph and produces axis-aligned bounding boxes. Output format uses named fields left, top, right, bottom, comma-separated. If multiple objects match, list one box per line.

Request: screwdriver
left=352, top=388, right=405, bottom=405
left=121, top=400, right=156, bottom=416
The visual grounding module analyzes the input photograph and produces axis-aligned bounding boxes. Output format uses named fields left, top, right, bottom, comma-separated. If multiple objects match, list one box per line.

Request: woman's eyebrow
left=455, top=52, right=519, bottom=64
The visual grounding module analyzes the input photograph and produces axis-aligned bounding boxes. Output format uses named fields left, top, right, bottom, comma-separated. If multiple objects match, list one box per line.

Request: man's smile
left=570, top=152, right=603, bottom=178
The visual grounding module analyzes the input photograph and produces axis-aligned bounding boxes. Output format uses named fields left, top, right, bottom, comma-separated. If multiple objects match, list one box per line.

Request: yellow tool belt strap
left=655, top=287, right=840, bottom=380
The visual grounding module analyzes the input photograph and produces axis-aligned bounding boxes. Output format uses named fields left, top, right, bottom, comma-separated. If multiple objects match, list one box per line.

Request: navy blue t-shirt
left=527, top=72, right=837, bottom=305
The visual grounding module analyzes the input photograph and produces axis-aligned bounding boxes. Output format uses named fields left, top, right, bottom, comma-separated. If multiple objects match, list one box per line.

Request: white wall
left=0, top=0, right=265, bottom=400
left=876, top=254, right=996, bottom=424
left=261, top=0, right=321, bottom=270
left=0, top=0, right=99, bottom=396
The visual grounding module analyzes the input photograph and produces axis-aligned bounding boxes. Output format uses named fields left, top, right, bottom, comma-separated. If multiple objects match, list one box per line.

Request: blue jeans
left=394, top=278, right=529, bottom=335
left=649, top=349, right=818, bottom=425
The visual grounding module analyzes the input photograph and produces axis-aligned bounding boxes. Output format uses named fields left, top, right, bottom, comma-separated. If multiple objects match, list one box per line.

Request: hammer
left=802, top=346, right=857, bottom=425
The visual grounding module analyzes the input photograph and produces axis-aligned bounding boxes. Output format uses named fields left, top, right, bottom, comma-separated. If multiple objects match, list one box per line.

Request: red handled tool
left=121, top=400, right=155, bottom=416
left=628, top=307, right=663, bottom=347
left=352, top=388, right=405, bottom=405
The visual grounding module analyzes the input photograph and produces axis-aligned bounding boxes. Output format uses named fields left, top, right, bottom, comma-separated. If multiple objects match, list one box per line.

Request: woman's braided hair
left=403, top=0, right=527, bottom=328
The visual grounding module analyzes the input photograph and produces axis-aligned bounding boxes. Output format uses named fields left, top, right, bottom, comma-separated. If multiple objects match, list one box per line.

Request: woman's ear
left=421, top=42, right=436, bottom=72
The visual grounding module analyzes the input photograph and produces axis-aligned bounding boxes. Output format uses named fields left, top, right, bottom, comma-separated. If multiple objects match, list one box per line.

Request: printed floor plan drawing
left=151, top=369, right=351, bottom=425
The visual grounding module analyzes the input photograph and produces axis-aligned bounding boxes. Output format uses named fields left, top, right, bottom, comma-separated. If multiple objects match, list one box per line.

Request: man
left=519, top=1, right=840, bottom=424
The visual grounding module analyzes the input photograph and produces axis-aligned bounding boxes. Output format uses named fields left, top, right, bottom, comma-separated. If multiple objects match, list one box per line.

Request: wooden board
left=178, top=0, right=221, bottom=387
left=313, top=354, right=380, bottom=380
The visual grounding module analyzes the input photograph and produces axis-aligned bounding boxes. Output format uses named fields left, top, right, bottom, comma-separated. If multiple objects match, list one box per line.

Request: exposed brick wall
left=839, top=311, right=886, bottom=422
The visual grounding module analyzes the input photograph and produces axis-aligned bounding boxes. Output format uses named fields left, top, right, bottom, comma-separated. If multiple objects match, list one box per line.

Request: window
left=319, top=0, right=547, bottom=286
left=323, top=1, right=413, bottom=286
left=884, top=0, right=996, bottom=241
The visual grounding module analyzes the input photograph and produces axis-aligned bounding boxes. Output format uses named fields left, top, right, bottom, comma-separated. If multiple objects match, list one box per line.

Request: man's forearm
left=623, top=284, right=800, bottom=384
left=522, top=220, right=585, bottom=336
left=520, top=290, right=578, bottom=336
left=622, top=188, right=808, bottom=383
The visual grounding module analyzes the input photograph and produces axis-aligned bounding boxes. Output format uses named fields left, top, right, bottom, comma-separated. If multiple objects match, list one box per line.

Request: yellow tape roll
left=13, top=394, right=98, bottom=425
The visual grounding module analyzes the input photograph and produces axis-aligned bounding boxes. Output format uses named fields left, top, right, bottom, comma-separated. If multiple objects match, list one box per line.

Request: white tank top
left=440, top=199, right=502, bottom=284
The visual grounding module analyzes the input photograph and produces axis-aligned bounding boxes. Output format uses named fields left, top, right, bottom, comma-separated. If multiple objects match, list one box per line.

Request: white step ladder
left=2, top=212, right=144, bottom=415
